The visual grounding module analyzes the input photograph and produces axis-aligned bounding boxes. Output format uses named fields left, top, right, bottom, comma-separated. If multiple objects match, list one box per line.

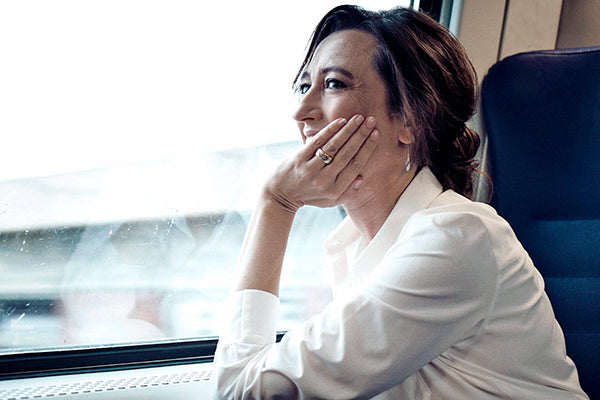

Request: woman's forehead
left=306, top=30, right=378, bottom=75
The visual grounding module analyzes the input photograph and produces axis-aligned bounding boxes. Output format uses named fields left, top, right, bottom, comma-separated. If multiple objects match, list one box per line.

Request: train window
left=0, top=0, right=417, bottom=361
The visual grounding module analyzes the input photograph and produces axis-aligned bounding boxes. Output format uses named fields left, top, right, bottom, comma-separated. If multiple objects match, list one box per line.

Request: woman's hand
left=235, top=114, right=379, bottom=294
left=264, top=114, right=380, bottom=212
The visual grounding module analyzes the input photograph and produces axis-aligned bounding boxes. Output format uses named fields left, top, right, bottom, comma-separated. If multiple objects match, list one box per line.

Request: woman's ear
left=398, top=128, right=414, bottom=145
left=394, top=117, right=414, bottom=145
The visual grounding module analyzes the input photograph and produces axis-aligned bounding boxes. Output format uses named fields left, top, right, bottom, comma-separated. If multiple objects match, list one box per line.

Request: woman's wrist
left=260, top=185, right=302, bottom=215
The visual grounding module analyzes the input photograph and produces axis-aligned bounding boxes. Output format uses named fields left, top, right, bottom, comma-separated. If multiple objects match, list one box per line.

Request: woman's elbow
left=215, top=370, right=298, bottom=400
left=261, top=371, right=299, bottom=400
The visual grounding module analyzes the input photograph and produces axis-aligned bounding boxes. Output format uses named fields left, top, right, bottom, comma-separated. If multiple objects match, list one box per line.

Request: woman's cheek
left=328, top=95, right=365, bottom=122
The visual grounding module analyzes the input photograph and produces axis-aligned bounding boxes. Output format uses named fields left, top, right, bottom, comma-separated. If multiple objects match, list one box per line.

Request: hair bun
left=450, top=126, right=480, bottom=164
left=430, top=125, right=480, bottom=198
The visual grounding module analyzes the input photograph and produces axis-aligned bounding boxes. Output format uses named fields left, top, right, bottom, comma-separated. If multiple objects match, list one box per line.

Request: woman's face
left=293, top=29, right=412, bottom=206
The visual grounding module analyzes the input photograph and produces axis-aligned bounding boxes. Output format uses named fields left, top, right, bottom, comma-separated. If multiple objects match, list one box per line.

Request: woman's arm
left=233, top=195, right=296, bottom=296
left=216, top=116, right=379, bottom=398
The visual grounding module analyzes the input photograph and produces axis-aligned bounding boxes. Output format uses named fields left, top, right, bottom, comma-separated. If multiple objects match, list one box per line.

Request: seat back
left=481, top=46, right=600, bottom=399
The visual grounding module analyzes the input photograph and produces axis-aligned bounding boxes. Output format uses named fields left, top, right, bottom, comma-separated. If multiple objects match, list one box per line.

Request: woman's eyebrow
left=300, top=66, right=355, bottom=82
left=321, top=66, right=355, bottom=80
left=299, top=71, right=310, bottom=81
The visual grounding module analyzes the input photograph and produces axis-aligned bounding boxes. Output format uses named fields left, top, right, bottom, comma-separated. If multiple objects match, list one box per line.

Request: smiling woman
left=213, top=4, right=589, bottom=400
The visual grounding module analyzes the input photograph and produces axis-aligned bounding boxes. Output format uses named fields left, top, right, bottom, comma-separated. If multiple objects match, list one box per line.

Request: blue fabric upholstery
left=481, top=46, right=600, bottom=399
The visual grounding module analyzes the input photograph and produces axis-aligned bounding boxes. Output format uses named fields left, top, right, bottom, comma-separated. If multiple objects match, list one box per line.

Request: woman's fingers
left=303, top=118, right=348, bottom=158
left=303, top=115, right=362, bottom=162
left=307, top=115, right=379, bottom=196
left=318, top=115, right=366, bottom=159
left=335, top=128, right=380, bottom=191
left=328, top=116, right=376, bottom=171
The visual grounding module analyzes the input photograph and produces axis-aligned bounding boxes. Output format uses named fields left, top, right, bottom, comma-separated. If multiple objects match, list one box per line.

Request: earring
left=405, top=152, right=411, bottom=172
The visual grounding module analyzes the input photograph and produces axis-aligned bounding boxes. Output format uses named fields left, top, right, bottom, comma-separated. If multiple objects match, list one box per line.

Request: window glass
left=0, top=0, right=414, bottom=352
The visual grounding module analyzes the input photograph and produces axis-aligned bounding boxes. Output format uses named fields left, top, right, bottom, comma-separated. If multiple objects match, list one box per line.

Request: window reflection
left=0, top=143, right=341, bottom=350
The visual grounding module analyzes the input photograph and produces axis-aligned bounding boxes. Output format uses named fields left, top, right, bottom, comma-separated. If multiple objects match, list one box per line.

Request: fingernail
left=354, top=115, right=365, bottom=124
left=366, top=116, right=376, bottom=129
left=338, top=118, right=347, bottom=125
left=370, top=130, right=380, bottom=140
left=353, top=178, right=363, bottom=190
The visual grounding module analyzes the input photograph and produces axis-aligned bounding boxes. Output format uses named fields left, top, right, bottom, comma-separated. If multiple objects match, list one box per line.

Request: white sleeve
left=214, top=211, right=499, bottom=399
left=214, top=289, right=280, bottom=399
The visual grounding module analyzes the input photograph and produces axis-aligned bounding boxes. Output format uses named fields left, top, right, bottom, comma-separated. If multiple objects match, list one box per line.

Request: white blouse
left=214, top=167, right=588, bottom=399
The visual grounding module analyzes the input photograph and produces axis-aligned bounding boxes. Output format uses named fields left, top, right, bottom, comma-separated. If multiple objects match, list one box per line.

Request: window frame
left=0, top=338, right=217, bottom=380
left=0, top=334, right=287, bottom=380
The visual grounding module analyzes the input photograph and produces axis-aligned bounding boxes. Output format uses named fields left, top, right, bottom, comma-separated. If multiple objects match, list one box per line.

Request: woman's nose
left=292, top=89, right=322, bottom=123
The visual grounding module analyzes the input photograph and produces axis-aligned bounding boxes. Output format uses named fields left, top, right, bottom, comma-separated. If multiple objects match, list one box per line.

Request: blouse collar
left=324, top=167, right=443, bottom=290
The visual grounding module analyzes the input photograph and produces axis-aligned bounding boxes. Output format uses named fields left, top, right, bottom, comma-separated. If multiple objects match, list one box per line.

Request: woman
left=214, top=5, right=588, bottom=399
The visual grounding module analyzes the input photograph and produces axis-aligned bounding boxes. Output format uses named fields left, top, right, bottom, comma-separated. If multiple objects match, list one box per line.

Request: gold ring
left=315, top=148, right=333, bottom=165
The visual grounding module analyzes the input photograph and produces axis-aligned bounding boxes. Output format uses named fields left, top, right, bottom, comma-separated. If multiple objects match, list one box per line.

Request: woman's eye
left=297, top=83, right=311, bottom=95
left=325, top=78, right=347, bottom=90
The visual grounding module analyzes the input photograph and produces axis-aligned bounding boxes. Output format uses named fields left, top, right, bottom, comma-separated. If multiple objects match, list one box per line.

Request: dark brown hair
left=294, top=5, right=480, bottom=198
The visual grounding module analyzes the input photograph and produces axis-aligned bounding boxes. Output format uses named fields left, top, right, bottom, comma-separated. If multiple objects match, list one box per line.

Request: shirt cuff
left=219, top=289, right=280, bottom=347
